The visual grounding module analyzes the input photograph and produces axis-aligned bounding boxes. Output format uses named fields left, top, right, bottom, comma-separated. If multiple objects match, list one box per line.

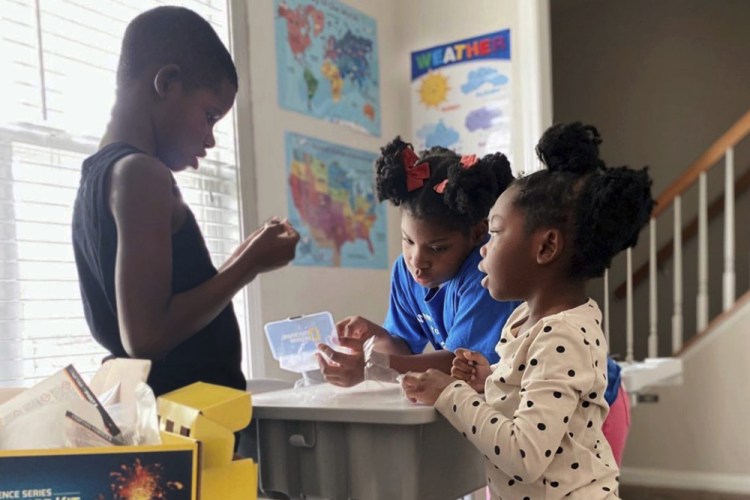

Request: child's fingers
left=464, top=350, right=488, bottom=365
left=316, top=352, right=336, bottom=376
left=280, top=223, right=300, bottom=240
left=245, top=225, right=265, bottom=241
left=336, top=317, right=362, bottom=339
left=451, top=361, right=475, bottom=377
left=335, top=317, right=351, bottom=337
left=455, top=348, right=479, bottom=366
left=316, top=350, right=338, bottom=370
left=339, top=318, right=369, bottom=340
left=279, top=218, right=298, bottom=234
left=337, top=337, right=364, bottom=350
left=317, top=344, right=349, bottom=366
left=315, top=352, right=326, bottom=369
left=451, top=365, right=474, bottom=381
left=263, top=221, right=298, bottom=243
left=454, top=348, right=471, bottom=360
left=452, top=358, right=475, bottom=372
left=401, top=371, right=422, bottom=389
left=333, top=319, right=366, bottom=347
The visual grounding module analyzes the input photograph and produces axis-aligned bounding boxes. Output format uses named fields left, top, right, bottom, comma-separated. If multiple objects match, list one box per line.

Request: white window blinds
left=0, top=0, right=246, bottom=386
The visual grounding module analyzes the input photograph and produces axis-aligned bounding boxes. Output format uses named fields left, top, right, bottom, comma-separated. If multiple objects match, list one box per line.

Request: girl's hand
left=401, top=369, right=454, bottom=405
left=451, top=348, right=491, bottom=393
left=316, top=344, right=365, bottom=387
left=335, top=316, right=388, bottom=351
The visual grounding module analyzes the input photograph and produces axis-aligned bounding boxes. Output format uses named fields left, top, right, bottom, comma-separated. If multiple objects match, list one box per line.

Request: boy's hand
left=316, top=344, right=364, bottom=387
left=335, top=316, right=388, bottom=351
left=401, top=369, right=453, bottom=405
left=451, top=348, right=490, bottom=393
left=240, top=218, right=299, bottom=274
left=219, top=220, right=266, bottom=272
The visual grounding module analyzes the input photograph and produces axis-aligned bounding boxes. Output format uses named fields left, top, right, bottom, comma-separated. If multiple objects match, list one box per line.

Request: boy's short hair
left=117, top=6, right=238, bottom=92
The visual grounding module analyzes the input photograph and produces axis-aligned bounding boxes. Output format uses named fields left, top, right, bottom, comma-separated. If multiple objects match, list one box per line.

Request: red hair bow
left=460, top=154, right=479, bottom=169
left=433, top=155, right=478, bottom=194
left=401, top=146, right=430, bottom=192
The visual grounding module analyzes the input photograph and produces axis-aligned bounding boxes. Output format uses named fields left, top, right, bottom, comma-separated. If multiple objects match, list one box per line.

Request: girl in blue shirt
left=316, top=137, right=519, bottom=385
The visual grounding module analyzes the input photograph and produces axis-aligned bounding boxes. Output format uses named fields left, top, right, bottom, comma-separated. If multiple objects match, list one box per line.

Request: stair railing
left=605, top=108, right=750, bottom=360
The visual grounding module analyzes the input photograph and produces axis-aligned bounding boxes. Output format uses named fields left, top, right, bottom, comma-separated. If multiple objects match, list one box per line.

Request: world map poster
left=285, top=132, right=387, bottom=269
left=275, top=0, right=381, bottom=136
left=410, top=30, right=511, bottom=160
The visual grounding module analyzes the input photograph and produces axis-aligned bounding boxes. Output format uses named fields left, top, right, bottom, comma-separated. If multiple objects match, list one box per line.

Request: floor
left=620, top=485, right=750, bottom=500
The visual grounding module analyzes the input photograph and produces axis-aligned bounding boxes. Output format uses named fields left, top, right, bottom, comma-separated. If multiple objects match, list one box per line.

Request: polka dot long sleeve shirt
left=435, top=299, right=620, bottom=499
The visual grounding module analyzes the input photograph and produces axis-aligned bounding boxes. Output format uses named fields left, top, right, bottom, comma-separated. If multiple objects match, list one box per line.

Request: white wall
left=621, top=295, right=750, bottom=494
left=236, top=0, right=549, bottom=381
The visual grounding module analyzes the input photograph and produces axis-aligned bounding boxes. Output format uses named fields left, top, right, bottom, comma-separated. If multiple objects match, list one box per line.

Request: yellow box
left=158, top=382, right=257, bottom=500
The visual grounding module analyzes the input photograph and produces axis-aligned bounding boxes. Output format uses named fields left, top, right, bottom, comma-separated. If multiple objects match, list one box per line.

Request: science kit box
left=0, top=430, right=198, bottom=500
left=0, top=368, right=256, bottom=499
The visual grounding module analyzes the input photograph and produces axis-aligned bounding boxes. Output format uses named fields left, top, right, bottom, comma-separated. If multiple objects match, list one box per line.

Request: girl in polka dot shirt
left=402, top=123, right=654, bottom=499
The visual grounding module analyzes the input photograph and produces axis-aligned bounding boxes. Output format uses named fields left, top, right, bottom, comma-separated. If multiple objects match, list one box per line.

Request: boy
left=72, top=6, right=299, bottom=396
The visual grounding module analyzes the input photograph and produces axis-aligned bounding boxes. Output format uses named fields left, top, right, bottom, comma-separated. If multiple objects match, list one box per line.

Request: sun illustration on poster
left=418, top=71, right=450, bottom=108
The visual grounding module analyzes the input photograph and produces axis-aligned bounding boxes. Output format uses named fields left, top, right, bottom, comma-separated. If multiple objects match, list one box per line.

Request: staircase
left=604, top=108, right=750, bottom=402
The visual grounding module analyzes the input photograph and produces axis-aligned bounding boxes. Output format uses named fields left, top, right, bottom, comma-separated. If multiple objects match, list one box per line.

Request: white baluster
left=603, top=269, right=610, bottom=346
left=724, top=147, right=736, bottom=311
left=649, top=219, right=658, bottom=358
left=672, top=196, right=683, bottom=352
left=697, top=172, right=709, bottom=331
left=626, top=248, right=634, bottom=363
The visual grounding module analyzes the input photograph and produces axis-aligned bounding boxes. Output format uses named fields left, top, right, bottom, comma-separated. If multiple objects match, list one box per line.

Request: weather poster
left=274, top=0, right=381, bottom=136
left=285, top=132, right=388, bottom=269
left=410, top=29, right=511, bottom=159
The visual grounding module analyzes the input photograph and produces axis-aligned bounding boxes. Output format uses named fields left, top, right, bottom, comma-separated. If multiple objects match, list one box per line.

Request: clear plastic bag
left=99, top=382, right=160, bottom=446
left=363, top=336, right=400, bottom=384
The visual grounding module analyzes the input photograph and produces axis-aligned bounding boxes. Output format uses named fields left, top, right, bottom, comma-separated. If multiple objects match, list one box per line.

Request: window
left=0, top=0, right=247, bottom=386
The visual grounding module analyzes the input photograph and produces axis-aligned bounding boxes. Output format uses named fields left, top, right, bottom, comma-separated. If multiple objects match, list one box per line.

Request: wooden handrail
left=652, top=108, right=750, bottom=218
left=614, top=165, right=750, bottom=299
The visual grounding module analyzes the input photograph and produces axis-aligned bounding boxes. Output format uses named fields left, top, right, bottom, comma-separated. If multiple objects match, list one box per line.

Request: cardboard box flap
left=158, top=382, right=251, bottom=432
left=158, top=407, right=235, bottom=468
left=202, top=458, right=257, bottom=499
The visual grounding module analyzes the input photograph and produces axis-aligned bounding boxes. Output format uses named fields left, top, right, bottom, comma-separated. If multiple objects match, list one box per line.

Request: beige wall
left=550, top=0, right=750, bottom=487
left=241, top=0, right=407, bottom=380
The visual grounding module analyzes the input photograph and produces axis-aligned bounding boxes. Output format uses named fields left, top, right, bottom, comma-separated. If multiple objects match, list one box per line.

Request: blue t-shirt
left=383, top=245, right=520, bottom=364
left=605, top=357, right=621, bottom=405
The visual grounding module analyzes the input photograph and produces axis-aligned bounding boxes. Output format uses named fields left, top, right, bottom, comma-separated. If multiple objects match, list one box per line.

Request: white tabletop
left=251, top=381, right=439, bottom=425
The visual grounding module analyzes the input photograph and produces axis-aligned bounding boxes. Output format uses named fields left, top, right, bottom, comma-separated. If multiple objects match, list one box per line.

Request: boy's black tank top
left=72, top=142, right=245, bottom=396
